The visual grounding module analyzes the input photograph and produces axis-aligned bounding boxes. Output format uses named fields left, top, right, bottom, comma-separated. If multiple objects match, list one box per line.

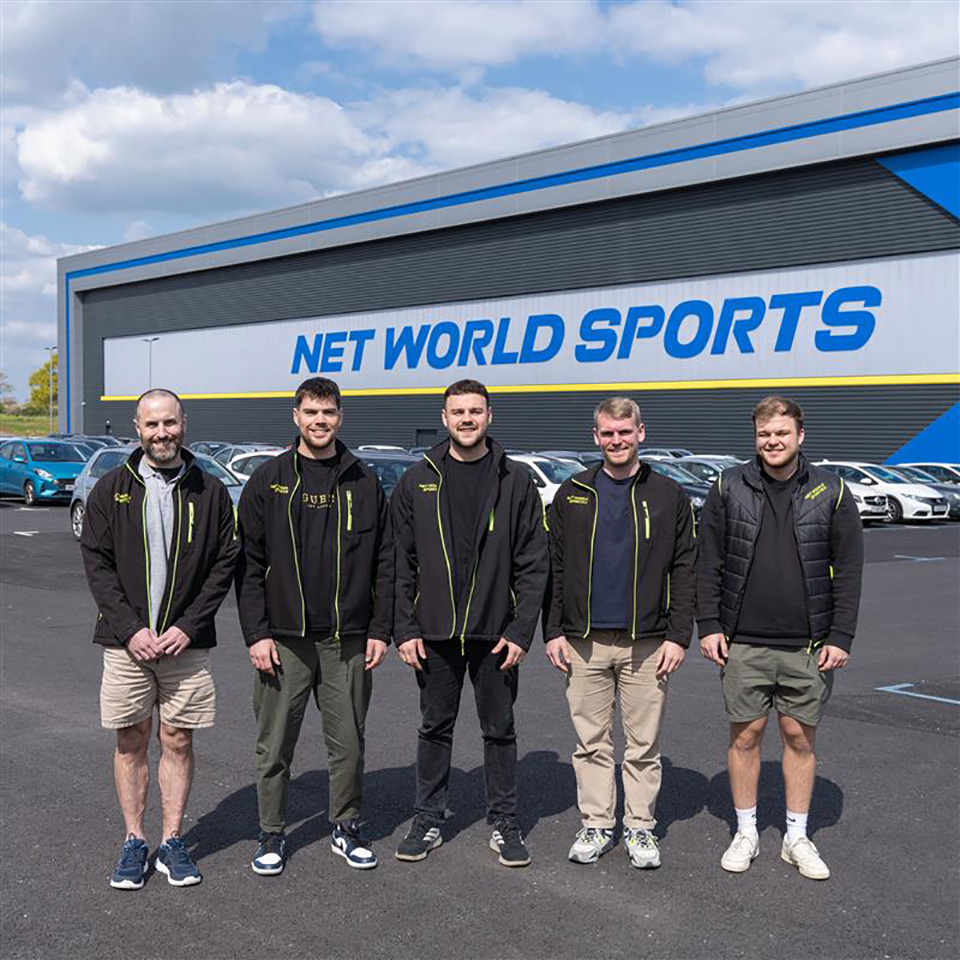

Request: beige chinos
left=566, top=631, right=668, bottom=830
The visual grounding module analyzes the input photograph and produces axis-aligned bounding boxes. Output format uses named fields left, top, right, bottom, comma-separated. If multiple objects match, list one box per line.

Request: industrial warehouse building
left=58, top=58, right=959, bottom=463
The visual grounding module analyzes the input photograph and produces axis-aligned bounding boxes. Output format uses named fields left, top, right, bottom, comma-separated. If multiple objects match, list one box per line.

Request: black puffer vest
left=718, top=456, right=842, bottom=641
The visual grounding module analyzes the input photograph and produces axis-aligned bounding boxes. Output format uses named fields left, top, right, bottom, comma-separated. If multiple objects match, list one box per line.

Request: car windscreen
left=535, top=460, right=581, bottom=484
left=196, top=457, right=240, bottom=486
left=864, top=465, right=910, bottom=484
left=28, top=443, right=84, bottom=462
left=363, top=458, right=413, bottom=494
left=895, top=466, right=937, bottom=483
left=646, top=460, right=698, bottom=483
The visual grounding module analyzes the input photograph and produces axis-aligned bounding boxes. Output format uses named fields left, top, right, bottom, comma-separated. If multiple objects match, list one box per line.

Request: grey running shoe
left=568, top=827, right=615, bottom=864
left=624, top=828, right=661, bottom=869
left=721, top=831, right=759, bottom=873
left=781, top=836, right=830, bottom=880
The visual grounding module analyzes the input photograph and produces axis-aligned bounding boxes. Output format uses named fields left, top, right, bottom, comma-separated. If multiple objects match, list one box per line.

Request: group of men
left=80, top=377, right=863, bottom=891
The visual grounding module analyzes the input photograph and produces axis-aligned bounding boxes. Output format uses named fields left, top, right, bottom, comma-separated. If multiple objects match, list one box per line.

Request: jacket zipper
left=424, top=454, right=457, bottom=639
left=629, top=484, right=643, bottom=639
left=571, top=477, right=598, bottom=638
left=346, top=488, right=353, bottom=532
left=158, top=485, right=184, bottom=634
left=124, top=463, right=153, bottom=631
left=642, top=500, right=651, bottom=539
left=333, top=483, right=343, bottom=640
left=288, top=460, right=306, bottom=637
left=187, top=501, right=195, bottom=544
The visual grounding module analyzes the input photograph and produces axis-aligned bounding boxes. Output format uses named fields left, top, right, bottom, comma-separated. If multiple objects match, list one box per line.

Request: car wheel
left=23, top=480, right=37, bottom=506
left=71, top=501, right=84, bottom=540
left=887, top=497, right=903, bottom=523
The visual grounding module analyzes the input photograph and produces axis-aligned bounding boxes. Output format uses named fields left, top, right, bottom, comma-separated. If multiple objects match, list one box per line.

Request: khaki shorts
left=100, top=647, right=216, bottom=730
left=721, top=642, right=833, bottom=727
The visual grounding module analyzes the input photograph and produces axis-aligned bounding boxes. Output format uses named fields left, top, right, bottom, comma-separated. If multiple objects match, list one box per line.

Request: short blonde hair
left=594, top=396, right=642, bottom=427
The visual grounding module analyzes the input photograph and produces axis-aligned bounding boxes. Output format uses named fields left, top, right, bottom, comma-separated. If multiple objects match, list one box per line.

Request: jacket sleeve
left=503, top=472, right=550, bottom=650
left=173, top=482, right=241, bottom=641
left=695, top=478, right=727, bottom=638
left=79, top=477, right=146, bottom=643
left=235, top=471, right=272, bottom=646
left=665, top=489, right=698, bottom=647
left=826, top=481, right=864, bottom=652
left=543, top=485, right=567, bottom=641
left=391, top=473, right=420, bottom=645
left=368, top=477, right=394, bottom=642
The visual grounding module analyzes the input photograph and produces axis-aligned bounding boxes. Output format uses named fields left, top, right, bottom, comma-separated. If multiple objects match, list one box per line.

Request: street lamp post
left=43, top=345, right=57, bottom=435
left=142, top=337, right=160, bottom=389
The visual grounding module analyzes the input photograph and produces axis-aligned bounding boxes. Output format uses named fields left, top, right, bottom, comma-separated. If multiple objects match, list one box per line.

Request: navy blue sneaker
left=110, top=837, right=149, bottom=890
left=331, top=820, right=377, bottom=869
left=154, top=837, right=202, bottom=886
left=251, top=831, right=287, bottom=876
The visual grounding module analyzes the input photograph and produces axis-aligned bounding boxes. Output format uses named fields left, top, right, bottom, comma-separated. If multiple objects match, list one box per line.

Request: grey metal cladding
left=87, top=385, right=960, bottom=466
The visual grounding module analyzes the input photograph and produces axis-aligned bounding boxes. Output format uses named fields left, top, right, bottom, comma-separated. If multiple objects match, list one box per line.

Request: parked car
left=884, top=466, right=960, bottom=519
left=213, top=443, right=282, bottom=467
left=898, top=462, right=960, bottom=484
left=190, top=440, right=232, bottom=457
left=845, top=481, right=889, bottom=524
left=817, top=461, right=948, bottom=522
left=68, top=446, right=243, bottom=540
left=507, top=454, right=582, bottom=507
left=535, top=449, right=587, bottom=462
left=640, top=458, right=710, bottom=522
left=227, top=448, right=285, bottom=480
left=639, top=447, right=694, bottom=459
left=358, top=451, right=419, bottom=496
left=357, top=444, right=407, bottom=452
left=0, top=439, right=88, bottom=505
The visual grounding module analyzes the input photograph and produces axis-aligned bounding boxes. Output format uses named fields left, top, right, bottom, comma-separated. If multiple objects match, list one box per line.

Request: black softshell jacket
left=80, top=447, right=240, bottom=647
left=235, top=441, right=393, bottom=645
left=391, top=438, right=549, bottom=650
left=544, top=461, right=698, bottom=646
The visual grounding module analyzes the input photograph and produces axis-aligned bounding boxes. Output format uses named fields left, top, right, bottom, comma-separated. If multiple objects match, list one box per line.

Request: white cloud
left=122, top=220, right=156, bottom=243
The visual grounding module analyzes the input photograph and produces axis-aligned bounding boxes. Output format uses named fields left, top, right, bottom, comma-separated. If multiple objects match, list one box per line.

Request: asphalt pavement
left=1, top=499, right=958, bottom=960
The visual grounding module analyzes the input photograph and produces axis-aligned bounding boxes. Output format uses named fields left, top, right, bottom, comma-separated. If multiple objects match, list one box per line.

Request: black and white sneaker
left=110, top=837, right=149, bottom=890
left=331, top=820, right=377, bottom=870
left=489, top=818, right=531, bottom=867
left=395, top=815, right=443, bottom=862
left=251, top=831, right=287, bottom=876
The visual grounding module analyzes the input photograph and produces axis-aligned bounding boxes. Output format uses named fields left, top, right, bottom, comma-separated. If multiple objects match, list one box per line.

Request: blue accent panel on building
left=886, top=402, right=960, bottom=464
left=878, top=143, right=960, bottom=219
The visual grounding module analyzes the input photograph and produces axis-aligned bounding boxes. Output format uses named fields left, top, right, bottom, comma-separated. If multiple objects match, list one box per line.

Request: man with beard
left=698, top=396, right=863, bottom=880
left=392, top=379, right=549, bottom=867
left=236, top=377, right=393, bottom=874
left=81, top=389, right=239, bottom=889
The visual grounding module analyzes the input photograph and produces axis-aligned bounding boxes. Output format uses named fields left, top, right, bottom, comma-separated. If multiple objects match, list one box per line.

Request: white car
left=227, top=448, right=285, bottom=481
left=817, top=461, right=948, bottom=522
left=845, top=481, right=889, bottom=524
left=507, top=454, right=582, bottom=507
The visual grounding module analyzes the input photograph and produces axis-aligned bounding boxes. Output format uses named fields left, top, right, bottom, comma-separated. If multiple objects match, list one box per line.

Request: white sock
left=735, top=806, right=758, bottom=837
left=785, top=810, right=808, bottom=842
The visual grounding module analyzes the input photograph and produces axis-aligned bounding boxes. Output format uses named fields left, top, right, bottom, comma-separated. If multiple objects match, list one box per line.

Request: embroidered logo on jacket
left=566, top=494, right=591, bottom=505
left=418, top=482, right=439, bottom=494
left=269, top=483, right=289, bottom=495
left=804, top=482, right=827, bottom=501
left=114, top=493, right=132, bottom=504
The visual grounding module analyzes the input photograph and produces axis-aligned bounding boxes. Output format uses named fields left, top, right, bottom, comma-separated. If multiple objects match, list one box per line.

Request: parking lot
left=1, top=499, right=958, bottom=960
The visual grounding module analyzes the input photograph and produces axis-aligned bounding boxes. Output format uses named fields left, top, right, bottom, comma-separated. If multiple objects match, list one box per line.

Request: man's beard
left=144, top=436, right=182, bottom=464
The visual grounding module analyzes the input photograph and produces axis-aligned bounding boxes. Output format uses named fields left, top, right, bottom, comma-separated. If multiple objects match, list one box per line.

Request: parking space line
left=12, top=531, right=39, bottom=538
left=875, top=683, right=960, bottom=705
left=893, top=555, right=946, bottom=562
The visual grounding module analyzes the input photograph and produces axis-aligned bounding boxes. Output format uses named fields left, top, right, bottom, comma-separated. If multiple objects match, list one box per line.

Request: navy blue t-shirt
left=589, top=469, right=635, bottom=630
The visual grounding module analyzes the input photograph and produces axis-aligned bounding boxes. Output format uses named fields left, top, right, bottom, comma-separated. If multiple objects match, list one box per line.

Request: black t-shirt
left=734, top=468, right=809, bottom=646
left=156, top=465, right=182, bottom=483
left=444, top=450, right=495, bottom=600
left=589, top=469, right=635, bottom=630
left=298, top=452, right=340, bottom=636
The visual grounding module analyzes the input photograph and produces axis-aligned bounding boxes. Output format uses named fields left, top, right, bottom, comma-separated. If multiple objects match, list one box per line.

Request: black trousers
left=415, top=640, right=519, bottom=822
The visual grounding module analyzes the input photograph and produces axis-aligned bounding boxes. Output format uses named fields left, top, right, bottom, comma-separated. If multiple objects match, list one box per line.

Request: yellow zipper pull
left=346, top=488, right=353, bottom=532
left=188, top=501, right=195, bottom=544
left=643, top=500, right=651, bottom=539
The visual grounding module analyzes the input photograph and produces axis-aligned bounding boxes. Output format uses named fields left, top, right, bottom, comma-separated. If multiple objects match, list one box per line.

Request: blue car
left=0, top=439, right=88, bottom=505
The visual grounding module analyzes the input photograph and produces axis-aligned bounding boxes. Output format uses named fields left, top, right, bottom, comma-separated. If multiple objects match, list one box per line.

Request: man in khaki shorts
left=698, top=396, right=863, bottom=880
left=544, top=397, right=697, bottom=868
left=81, top=389, right=239, bottom=889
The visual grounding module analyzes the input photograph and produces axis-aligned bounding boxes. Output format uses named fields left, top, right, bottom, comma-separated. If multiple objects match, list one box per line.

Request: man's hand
left=655, top=640, right=686, bottom=681
left=127, top=628, right=163, bottom=662
left=492, top=637, right=526, bottom=671
left=700, top=632, right=728, bottom=666
left=250, top=637, right=281, bottom=676
left=157, top=625, right=192, bottom=657
left=545, top=636, right=573, bottom=673
left=397, top=638, right=426, bottom=670
left=818, top=644, right=849, bottom=672
left=365, top=638, right=388, bottom=671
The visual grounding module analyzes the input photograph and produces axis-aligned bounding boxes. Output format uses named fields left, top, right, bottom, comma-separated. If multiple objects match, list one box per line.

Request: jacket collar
left=290, top=437, right=358, bottom=475
left=424, top=436, right=506, bottom=471
left=743, top=452, right=811, bottom=491
left=125, top=444, right=197, bottom=482
left=575, top=458, right=649, bottom=490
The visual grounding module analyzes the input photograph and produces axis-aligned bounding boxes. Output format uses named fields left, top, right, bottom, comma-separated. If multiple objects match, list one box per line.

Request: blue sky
left=2, top=0, right=957, bottom=401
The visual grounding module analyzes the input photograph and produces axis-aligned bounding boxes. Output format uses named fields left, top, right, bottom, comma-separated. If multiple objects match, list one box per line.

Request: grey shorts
left=721, top=642, right=834, bottom=727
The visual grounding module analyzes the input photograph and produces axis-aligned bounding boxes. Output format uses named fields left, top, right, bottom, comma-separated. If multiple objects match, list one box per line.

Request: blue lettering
left=491, top=318, right=519, bottom=365
left=291, top=334, right=322, bottom=374
left=576, top=308, right=620, bottom=363
left=385, top=325, right=430, bottom=370
left=321, top=331, right=347, bottom=372
left=426, top=321, right=459, bottom=369
left=519, top=314, right=564, bottom=364
left=770, top=291, right=823, bottom=352
left=458, top=319, right=494, bottom=366
left=618, top=306, right=664, bottom=360
left=664, top=301, right=713, bottom=359
left=348, top=329, right=375, bottom=371
left=816, top=285, right=879, bottom=352
left=711, top=297, right=765, bottom=355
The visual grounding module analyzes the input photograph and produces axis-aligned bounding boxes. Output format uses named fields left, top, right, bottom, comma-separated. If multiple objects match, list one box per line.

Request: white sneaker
left=721, top=831, right=759, bottom=873
left=781, top=836, right=830, bottom=880
left=568, top=826, right=615, bottom=864
left=624, top=828, right=661, bottom=869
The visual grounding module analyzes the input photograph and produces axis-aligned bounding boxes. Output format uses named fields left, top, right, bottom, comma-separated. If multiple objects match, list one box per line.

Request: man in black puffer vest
left=698, top=396, right=863, bottom=882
